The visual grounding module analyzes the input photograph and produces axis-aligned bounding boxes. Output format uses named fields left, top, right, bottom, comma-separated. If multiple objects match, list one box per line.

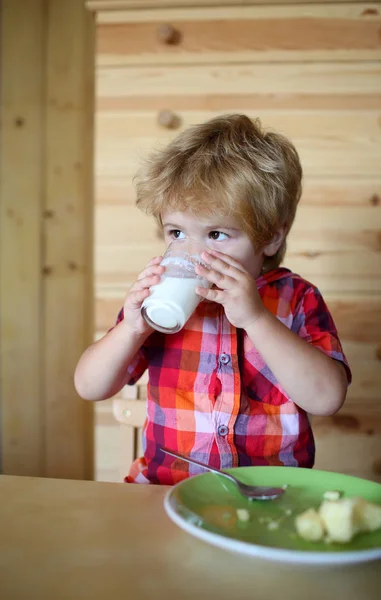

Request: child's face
left=161, top=210, right=265, bottom=279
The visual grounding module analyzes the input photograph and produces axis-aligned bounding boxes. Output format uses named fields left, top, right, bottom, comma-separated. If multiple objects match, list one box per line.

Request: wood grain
left=0, top=0, right=45, bottom=476
left=93, top=1, right=381, bottom=484
left=94, top=399, right=381, bottom=482
left=44, top=0, right=95, bottom=480
left=96, top=110, right=381, bottom=179
left=94, top=291, right=381, bottom=421
left=96, top=295, right=381, bottom=340
left=87, top=0, right=377, bottom=13
left=98, top=93, right=381, bottom=112
left=97, top=6, right=381, bottom=65
left=93, top=201, right=381, bottom=294
left=97, top=62, right=381, bottom=100
left=95, top=204, right=381, bottom=247
left=94, top=400, right=123, bottom=482
left=94, top=249, right=381, bottom=295
left=313, top=419, right=381, bottom=482
left=96, top=178, right=381, bottom=207
left=97, top=4, right=381, bottom=22
left=2, top=475, right=380, bottom=598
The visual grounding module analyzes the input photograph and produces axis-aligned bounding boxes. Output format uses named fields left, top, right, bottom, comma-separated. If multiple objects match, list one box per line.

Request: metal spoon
left=161, top=447, right=285, bottom=501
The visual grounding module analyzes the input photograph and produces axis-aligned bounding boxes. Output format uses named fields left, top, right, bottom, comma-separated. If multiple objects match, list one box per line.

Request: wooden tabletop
left=0, top=475, right=380, bottom=600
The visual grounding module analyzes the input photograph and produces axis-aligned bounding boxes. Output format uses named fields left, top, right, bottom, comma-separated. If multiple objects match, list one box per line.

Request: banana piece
left=295, top=497, right=381, bottom=543
left=355, top=498, right=381, bottom=532
left=295, top=508, right=325, bottom=541
left=322, top=490, right=342, bottom=501
left=319, top=498, right=362, bottom=543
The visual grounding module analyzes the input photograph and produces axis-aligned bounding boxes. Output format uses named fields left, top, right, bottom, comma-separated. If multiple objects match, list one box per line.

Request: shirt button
left=220, top=353, right=230, bottom=365
left=218, top=425, right=229, bottom=437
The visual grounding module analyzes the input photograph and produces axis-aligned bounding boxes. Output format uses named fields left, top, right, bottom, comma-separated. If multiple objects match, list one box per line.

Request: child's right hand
left=122, top=256, right=165, bottom=336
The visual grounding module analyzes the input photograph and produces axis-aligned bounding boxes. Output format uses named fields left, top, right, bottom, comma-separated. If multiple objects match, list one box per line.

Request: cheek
left=233, top=245, right=263, bottom=277
left=230, top=243, right=255, bottom=263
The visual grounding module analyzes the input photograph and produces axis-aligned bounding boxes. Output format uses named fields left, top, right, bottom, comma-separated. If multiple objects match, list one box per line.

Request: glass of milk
left=141, top=238, right=212, bottom=334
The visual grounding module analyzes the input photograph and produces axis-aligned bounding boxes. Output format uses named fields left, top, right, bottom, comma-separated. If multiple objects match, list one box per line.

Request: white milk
left=141, top=275, right=208, bottom=333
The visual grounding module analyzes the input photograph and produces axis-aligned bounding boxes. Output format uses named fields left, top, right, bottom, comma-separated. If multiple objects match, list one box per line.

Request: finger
left=131, top=274, right=161, bottom=292
left=137, top=264, right=165, bottom=281
left=203, top=249, right=247, bottom=273
left=196, top=285, right=225, bottom=304
left=195, top=264, right=236, bottom=290
left=125, top=288, right=151, bottom=308
left=198, top=249, right=243, bottom=279
left=201, top=253, right=241, bottom=279
left=146, top=255, right=163, bottom=268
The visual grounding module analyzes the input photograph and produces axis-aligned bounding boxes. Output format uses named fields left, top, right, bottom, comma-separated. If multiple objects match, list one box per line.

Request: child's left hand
left=195, top=249, right=266, bottom=330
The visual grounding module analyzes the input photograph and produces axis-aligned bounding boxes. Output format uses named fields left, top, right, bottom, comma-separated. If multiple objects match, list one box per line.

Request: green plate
left=164, top=467, right=381, bottom=564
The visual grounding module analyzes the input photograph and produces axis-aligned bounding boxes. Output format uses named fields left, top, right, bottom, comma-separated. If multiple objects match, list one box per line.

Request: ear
left=263, top=227, right=286, bottom=257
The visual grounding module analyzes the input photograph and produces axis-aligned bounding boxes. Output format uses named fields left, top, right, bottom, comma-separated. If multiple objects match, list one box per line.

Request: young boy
left=75, top=114, right=351, bottom=485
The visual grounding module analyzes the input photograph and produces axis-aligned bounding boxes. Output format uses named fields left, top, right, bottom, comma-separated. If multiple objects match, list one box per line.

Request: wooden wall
left=90, top=0, right=381, bottom=482
left=0, top=0, right=94, bottom=479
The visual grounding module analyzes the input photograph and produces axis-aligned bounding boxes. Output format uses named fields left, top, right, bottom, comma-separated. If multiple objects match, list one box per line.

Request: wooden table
left=0, top=475, right=380, bottom=600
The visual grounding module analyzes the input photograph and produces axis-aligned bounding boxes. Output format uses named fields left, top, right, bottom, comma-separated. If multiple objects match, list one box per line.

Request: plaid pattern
left=115, top=268, right=351, bottom=485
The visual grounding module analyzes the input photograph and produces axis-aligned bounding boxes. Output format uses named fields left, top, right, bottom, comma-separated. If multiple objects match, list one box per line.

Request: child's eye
left=169, top=229, right=185, bottom=239
left=208, top=231, right=229, bottom=241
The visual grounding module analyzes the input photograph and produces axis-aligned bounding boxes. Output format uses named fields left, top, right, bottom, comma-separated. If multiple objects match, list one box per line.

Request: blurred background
left=1, top=0, right=380, bottom=484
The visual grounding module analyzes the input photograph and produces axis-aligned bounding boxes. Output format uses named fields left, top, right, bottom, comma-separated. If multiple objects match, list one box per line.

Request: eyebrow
left=163, top=222, right=239, bottom=231
left=208, top=226, right=240, bottom=231
left=162, top=222, right=181, bottom=229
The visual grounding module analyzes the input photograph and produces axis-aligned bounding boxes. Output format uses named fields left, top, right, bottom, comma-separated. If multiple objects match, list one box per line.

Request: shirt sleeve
left=292, top=286, right=352, bottom=385
left=110, top=307, right=149, bottom=386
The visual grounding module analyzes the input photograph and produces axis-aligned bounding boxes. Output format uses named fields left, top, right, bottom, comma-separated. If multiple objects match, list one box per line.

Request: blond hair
left=135, top=114, right=302, bottom=271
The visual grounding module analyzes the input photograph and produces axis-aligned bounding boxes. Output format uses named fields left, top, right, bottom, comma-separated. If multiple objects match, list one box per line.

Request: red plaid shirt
left=115, top=268, right=351, bottom=485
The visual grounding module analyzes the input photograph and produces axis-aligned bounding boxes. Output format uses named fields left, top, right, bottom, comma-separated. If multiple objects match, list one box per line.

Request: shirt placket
left=212, top=314, right=240, bottom=468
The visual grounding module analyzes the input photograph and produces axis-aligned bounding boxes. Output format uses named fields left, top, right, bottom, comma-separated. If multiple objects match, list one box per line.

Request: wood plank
left=113, top=399, right=146, bottom=428
left=94, top=201, right=381, bottom=291
left=136, top=427, right=144, bottom=459
left=94, top=293, right=381, bottom=413
left=118, top=426, right=136, bottom=480
left=98, top=93, right=381, bottom=112
left=345, top=367, right=381, bottom=405
left=96, top=177, right=381, bottom=207
left=94, top=402, right=381, bottom=484
left=97, top=139, right=381, bottom=180
left=94, top=404, right=122, bottom=482
left=97, top=62, right=381, bottom=101
left=0, top=0, right=45, bottom=476
left=289, top=207, right=381, bottom=254
left=93, top=404, right=381, bottom=483
left=97, top=109, right=381, bottom=137
left=91, top=1, right=381, bottom=485
left=314, top=426, right=381, bottom=482
left=87, top=0, right=375, bottom=12
left=95, top=204, right=381, bottom=250
left=327, top=297, right=381, bottom=343
left=284, top=252, right=381, bottom=294
left=104, top=403, right=381, bottom=435
left=97, top=4, right=381, bottom=23
left=94, top=242, right=381, bottom=294
left=96, top=110, right=381, bottom=179
left=95, top=296, right=381, bottom=358
left=301, top=180, right=381, bottom=206
left=95, top=292, right=381, bottom=345
left=44, top=0, right=95, bottom=480
left=96, top=5, right=381, bottom=65
left=95, top=295, right=381, bottom=345
left=94, top=401, right=136, bottom=481
left=341, top=392, right=381, bottom=418
left=95, top=205, right=162, bottom=244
